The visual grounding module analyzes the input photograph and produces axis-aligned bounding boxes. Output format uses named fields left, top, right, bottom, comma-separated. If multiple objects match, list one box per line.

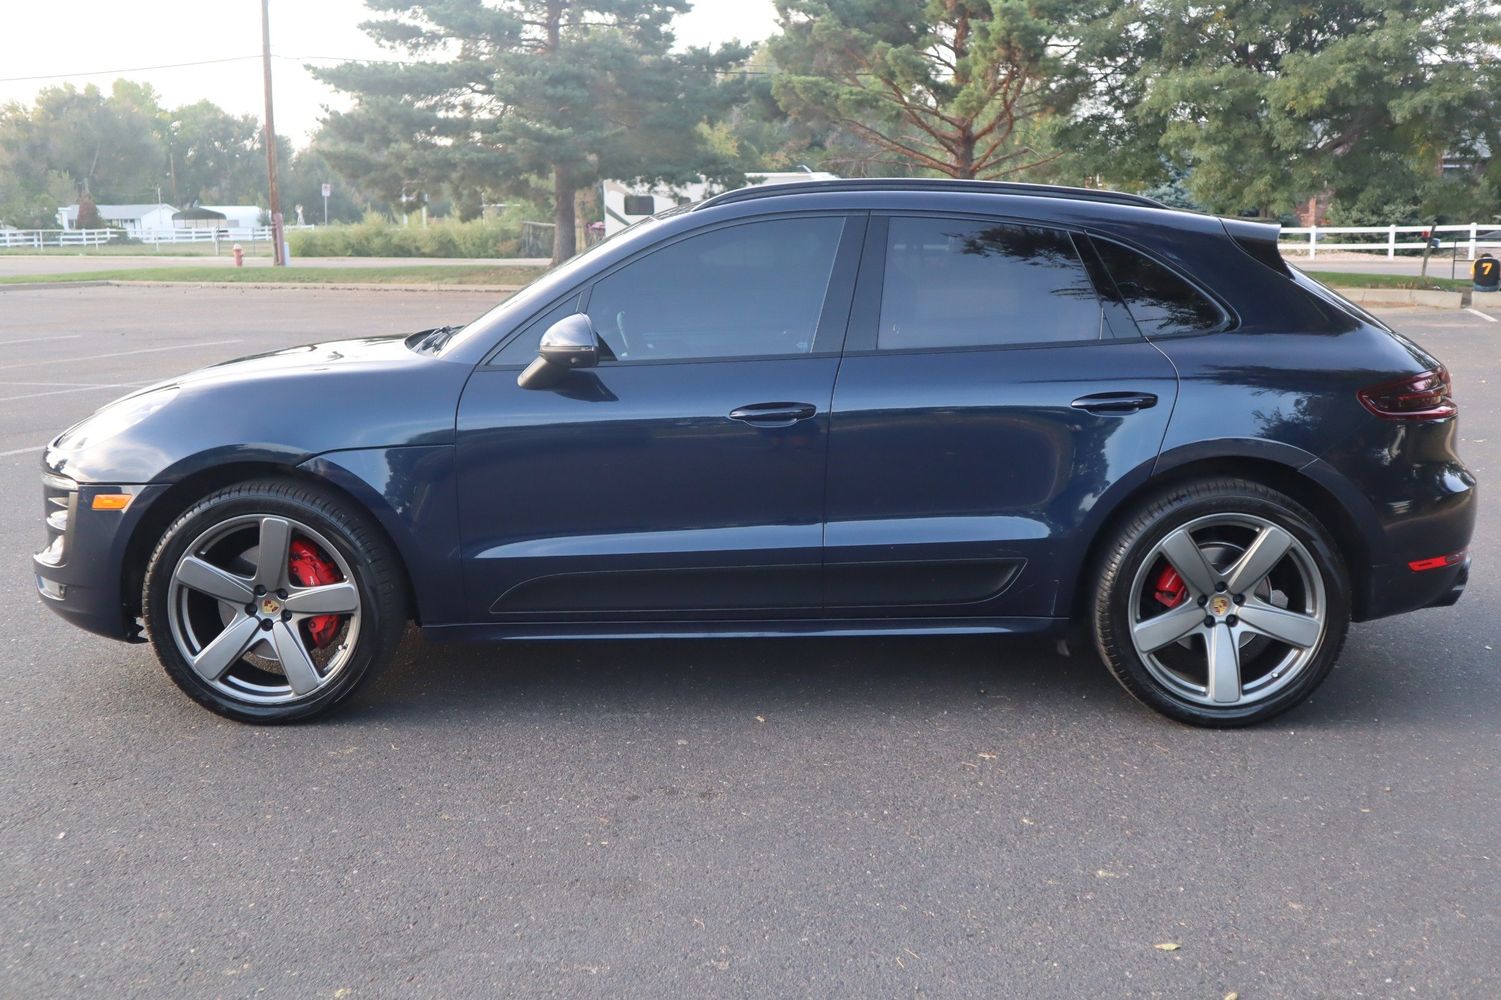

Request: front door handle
left=1070, top=391, right=1158, bottom=415
left=728, top=401, right=818, bottom=426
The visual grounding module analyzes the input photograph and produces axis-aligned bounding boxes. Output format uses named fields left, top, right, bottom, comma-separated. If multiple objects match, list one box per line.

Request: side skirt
left=419, top=616, right=1070, bottom=643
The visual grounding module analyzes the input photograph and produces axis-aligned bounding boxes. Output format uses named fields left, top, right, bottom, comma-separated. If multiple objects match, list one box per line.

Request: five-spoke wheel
left=1093, top=478, right=1349, bottom=726
left=144, top=480, right=404, bottom=723
left=167, top=514, right=362, bottom=704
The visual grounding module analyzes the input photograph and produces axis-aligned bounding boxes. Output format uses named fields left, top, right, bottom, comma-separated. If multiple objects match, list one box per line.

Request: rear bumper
left=1305, top=439, right=1476, bottom=622
left=1364, top=556, right=1470, bottom=620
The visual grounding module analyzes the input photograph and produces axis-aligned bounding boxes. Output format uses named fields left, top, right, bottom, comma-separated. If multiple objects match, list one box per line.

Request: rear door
left=823, top=214, right=1180, bottom=620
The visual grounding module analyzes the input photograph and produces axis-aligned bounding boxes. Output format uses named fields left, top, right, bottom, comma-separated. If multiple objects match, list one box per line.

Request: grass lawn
left=1304, top=270, right=1469, bottom=293
left=0, top=264, right=546, bottom=287
left=0, top=243, right=274, bottom=257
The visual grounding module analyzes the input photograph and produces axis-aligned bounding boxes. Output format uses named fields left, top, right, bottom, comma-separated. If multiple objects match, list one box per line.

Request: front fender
left=299, top=446, right=463, bottom=627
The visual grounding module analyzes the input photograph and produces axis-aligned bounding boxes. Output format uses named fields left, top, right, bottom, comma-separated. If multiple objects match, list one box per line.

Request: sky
left=0, top=0, right=780, bottom=143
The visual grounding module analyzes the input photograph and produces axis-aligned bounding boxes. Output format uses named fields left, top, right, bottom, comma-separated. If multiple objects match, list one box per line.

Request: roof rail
left=695, top=178, right=1166, bottom=212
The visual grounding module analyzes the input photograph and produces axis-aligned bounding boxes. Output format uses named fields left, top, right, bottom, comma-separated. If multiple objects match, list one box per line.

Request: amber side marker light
left=90, top=494, right=133, bottom=511
left=1408, top=550, right=1466, bottom=572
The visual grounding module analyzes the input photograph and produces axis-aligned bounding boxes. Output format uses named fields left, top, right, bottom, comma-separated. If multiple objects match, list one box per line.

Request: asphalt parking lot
left=1, top=286, right=1498, bottom=999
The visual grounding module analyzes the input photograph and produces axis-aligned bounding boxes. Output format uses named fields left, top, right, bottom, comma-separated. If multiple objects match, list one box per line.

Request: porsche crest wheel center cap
left=1208, top=594, right=1232, bottom=617
left=261, top=597, right=282, bottom=616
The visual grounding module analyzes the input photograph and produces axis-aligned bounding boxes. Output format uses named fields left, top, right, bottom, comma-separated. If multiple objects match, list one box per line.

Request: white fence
left=1281, top=223, right=1501, bottom=259
left=0, top=225, right=313, bottom=250
left=0, top=228, right=119, bottom=248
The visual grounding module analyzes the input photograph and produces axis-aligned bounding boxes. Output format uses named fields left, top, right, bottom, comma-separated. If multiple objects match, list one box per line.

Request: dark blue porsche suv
left=35, top=180, right=1475, bottom=726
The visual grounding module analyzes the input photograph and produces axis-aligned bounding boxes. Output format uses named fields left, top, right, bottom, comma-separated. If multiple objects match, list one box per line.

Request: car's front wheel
left=1092, top=477, right=1351, bottom=727
left=143, top=479, right=405, bottom=723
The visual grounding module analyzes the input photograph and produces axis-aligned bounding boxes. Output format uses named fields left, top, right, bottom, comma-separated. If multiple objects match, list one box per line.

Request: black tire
left=143, top=478, right=406, bottom=723
left=1091, top=477, right=1351, bottom=727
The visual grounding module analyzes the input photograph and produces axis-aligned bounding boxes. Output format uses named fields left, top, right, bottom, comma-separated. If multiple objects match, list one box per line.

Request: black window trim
left=1077, top=231, right=1238, bottom=337
left=478, top=210, right=870, bottom=370
left=843, top=210, right=1135, bottom=356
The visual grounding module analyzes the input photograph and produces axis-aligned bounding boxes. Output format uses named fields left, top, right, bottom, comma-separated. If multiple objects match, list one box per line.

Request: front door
left=824, top=215, right=1179, bottom=619
left=455, top=214, right=864, bottom=623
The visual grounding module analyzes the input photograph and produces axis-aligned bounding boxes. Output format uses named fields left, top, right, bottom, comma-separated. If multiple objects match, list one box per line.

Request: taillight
left=1358, top=366, right=1456, bottom=421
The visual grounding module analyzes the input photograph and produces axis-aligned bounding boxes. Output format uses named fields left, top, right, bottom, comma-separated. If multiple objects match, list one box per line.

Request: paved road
left=0, top=256, right=550, bottom=277
left=1, top=289, right=1498, bottom=998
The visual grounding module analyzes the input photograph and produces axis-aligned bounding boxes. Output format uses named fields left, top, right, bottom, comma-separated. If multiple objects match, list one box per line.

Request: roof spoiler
left=1222, top=218, right=1290, bottom=276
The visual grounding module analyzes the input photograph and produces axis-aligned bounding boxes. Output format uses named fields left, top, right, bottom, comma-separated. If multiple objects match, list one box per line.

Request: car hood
left=46, top=333, right=473, bottom=484
left=150, top=334, right=421, bottom=393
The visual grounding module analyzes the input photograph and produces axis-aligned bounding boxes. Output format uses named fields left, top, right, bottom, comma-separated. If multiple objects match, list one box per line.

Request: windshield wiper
left=408, top=325, right=463, bottom=354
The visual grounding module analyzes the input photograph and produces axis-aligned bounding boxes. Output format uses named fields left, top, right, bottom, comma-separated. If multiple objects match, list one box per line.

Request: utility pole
left=261, top=0, right=285, bottom=266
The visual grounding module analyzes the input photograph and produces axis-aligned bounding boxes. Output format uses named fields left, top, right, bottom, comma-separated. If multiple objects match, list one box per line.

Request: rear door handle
left=1070, top=391, right=1158, bottom=415
left=728, top=401, right=818, bottom=426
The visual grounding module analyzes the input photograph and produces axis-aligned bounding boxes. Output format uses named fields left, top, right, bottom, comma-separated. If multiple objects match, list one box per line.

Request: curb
left=1336, top=287, right=1467, bottom=309
left=0, top=280, right=115, bottom=292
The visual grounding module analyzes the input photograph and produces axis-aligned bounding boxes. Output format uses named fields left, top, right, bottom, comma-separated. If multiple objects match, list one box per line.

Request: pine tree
left=315, top=0, right=747, bottom=262
left=768, top=0, right=1112, bottom=179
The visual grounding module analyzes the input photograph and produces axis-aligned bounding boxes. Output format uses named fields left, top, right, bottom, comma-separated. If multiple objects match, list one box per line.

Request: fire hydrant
left=232, top=244, right=244, bottom=268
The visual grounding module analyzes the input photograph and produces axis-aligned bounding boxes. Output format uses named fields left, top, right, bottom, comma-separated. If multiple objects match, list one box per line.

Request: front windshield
left=434, top=208, right=682, bottom=356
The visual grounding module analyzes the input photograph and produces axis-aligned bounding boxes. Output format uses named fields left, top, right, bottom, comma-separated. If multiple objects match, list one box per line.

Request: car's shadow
left=341, top=629, right=1123, bottom=726
left=324, top=624, right=1489, bottom=732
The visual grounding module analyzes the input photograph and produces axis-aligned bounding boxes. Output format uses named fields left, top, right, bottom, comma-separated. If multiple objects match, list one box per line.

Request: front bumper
left=33, top=473, right=168, bottom=642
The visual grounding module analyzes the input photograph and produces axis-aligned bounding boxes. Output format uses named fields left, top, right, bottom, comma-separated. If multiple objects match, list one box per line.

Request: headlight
left=54, top=387, right=179, bottom=452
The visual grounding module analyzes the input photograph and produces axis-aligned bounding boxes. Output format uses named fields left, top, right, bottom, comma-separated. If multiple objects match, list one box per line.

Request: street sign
left=321, top=183, right=332, bottom=198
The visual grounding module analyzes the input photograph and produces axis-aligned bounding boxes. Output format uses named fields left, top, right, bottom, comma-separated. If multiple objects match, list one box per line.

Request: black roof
left=696, top=179, right=1165, bottom=213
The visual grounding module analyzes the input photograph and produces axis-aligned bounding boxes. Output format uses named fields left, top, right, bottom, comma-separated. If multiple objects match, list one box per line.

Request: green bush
left=288, top=206, right=542, bottom=258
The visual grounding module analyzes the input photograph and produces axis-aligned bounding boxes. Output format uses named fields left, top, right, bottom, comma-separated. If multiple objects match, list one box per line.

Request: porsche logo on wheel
left=261, top=597, right=282, bottom=616
left=1209, top=595, right=1232, bottom=616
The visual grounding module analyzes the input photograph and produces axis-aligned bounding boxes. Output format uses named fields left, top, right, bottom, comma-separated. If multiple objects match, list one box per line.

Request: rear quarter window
left=877, top=217, right=1104, bottom=350
left=1092, top=238, right=1227, bottom=337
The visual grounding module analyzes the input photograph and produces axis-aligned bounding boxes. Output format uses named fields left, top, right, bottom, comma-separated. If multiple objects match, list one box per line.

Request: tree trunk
left=954, top=132, right=975, bottom=179
left=544, top=2, right=574, bottom=264
left=552, top=166, right=577, bottom=264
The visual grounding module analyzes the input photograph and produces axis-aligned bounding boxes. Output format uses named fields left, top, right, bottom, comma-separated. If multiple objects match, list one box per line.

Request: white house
left=56, top=203, right=177, bottom=234
left=601, top=170, right=840, bottom=236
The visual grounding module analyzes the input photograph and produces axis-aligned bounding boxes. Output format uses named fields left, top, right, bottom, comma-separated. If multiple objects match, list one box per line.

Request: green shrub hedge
left=288, top=207, right=542, bottom=258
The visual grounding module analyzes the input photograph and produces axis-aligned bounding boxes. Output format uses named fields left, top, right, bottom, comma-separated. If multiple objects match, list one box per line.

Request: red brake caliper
left=287, top=539, right=343, bottom=648
left=1153, top=565, right=1188, bottom=609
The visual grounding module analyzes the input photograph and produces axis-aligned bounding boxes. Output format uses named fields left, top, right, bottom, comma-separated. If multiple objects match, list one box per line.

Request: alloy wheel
left=165, top=514, right=362, bottom=705
left=1127, top=513, right=1327, bottom=708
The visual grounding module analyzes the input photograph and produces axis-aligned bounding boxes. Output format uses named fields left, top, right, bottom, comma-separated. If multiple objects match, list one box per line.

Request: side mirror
left=518, top=314, right=599, bottom=389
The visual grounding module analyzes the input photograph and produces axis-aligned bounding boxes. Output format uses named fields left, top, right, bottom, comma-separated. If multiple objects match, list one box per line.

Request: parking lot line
left=0, top=335, right=82, bottom=347
left=0, top=380, right=153, bottom=388
left=0, top=384, right=138, bottom=403
left=0, top=445, right=41, bottom=458
left=0, top=339, right=242, bottom=373
left=1464, top=307, right=1497, bottom=323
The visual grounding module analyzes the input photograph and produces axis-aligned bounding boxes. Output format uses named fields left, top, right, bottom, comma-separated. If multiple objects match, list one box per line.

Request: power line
left=0, top=56, right=263, bottom=84
left=0, top=53, right=770, bottom=86
left=0, top=53, right=415, bottom=85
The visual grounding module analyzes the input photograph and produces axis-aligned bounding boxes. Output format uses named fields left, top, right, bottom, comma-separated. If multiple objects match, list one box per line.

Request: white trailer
left=601, top=170, right=839, bottom=236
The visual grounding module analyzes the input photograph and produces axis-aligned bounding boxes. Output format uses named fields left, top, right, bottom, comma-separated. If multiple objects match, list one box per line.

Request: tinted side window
left=877, top=218, right=1102, bottom=350
left=1092, top=239, right=1225, bottom=336
left=586, top=217, right=844, bottom=361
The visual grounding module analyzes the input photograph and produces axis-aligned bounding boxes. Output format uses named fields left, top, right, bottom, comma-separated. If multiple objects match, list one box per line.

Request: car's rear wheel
left=1092, top=477, right=1350, bottom=727
left=143, top=479, right=405, bottom=723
